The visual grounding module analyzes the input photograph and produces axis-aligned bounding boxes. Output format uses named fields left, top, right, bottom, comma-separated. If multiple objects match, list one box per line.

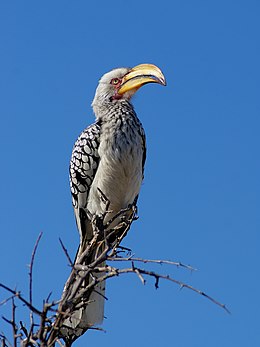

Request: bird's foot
left=97, top=187, right=111, bottom=211
left=92, top=214, right=105, bottom=237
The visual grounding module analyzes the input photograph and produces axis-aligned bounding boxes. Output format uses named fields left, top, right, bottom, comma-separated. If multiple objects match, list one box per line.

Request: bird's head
left=92, top=63, right=166, bottom=114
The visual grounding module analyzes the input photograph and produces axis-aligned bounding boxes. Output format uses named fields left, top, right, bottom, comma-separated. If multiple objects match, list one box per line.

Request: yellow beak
left=117, top=63, right=166, bottom=95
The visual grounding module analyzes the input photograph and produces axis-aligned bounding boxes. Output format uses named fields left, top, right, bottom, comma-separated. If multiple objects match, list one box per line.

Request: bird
left=62, top=63, right=166, bottom=340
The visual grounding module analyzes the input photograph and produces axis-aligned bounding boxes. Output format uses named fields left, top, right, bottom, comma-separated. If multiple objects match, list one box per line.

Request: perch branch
left=0, top=197, right=229, bottom=347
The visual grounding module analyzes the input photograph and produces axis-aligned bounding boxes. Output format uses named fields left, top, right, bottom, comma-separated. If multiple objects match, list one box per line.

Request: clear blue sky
left=0, top=1, right=259, bottom=346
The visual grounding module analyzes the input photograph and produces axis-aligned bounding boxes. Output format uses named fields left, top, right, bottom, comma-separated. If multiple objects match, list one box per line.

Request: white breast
left=87, top=113, right=144, bottom=219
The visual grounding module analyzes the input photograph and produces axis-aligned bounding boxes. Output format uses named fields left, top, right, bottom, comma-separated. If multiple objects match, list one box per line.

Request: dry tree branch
left=0, top=283, right=42, bottom=317
left=0, top=333, right=11, bottom=347
left=0, top=296, right=16, bottom=307
left=70, top=262, right=230, bottom=313
left=1, top=299, right=18, bottom=347
left=107, top=256, right=197, bottom=272
left=29, top=232, right=43, bottom=307
left=27, top=231, right=43, bottom=343
left=94, top=265, right=230, bottom=313
left=0, top=199, right=229, bottom=347
left=58, top=239, right=73, bottom=267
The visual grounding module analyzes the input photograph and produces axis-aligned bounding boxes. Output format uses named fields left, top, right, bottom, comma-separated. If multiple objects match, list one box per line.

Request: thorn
left=155, top=276, right=159, bottom=289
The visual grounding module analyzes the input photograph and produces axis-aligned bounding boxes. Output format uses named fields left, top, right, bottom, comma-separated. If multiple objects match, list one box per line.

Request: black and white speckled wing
left=69, top=121, right=101, bottom=242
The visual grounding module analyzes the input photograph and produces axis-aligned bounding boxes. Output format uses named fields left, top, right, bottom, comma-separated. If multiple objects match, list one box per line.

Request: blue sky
left=0, top=1, right=259, bottom=346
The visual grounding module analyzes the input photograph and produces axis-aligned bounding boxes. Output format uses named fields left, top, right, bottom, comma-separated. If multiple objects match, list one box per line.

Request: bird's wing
left=61, top=120, right=105, bottom=337
left=140, top=125, right=146, bottom=178
left=69, top=121, right=101, bottom=243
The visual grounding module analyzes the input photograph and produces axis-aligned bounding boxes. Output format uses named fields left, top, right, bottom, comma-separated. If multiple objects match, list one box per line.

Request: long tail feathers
left=60, top=241, right=105, bottom=341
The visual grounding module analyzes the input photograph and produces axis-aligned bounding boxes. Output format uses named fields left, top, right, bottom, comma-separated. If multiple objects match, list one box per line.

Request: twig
left=131, top=262, right=146, bottom=285
left=28, top=232, right=43, bottom=336
left=56, top=339, right=65, bottom=347
left=1, top=299, right=18, bottom=347
left=0, top=333, right=11, bottom=347
left=0, top=295, right=16, bottom=307
left=108, top=256, right=196, bottom=272
left=0, top=283, right=42, bottom=316
left=97, top=265, right=230, bottom=313
left=19, top=321, right=28, bottom=338
left=29, top=232, right=43, bottom=306
left=59, top=238, right=73, bottom=267
left=11, top=299, right=18, bottom=347
left=38, top=302, right=53, bottom=343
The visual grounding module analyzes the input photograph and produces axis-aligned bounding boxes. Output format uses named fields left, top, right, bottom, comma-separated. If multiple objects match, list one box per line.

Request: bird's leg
left=97, top=187, right=112, bottom=213
left=92, top=214, right=105, bottom=237
left=91, top=206, right=112, bottom=251
left=91, top=196, right=138, bottom=254
left=94, top=188, right=115, bottom=246
left=104, top=203, right=137, bottom=229
left=105, top=204, right=138, bottom=257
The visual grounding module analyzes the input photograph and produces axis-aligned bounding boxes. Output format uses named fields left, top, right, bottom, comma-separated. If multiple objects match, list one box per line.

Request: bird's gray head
left=92, top=63, right=166, bottom=117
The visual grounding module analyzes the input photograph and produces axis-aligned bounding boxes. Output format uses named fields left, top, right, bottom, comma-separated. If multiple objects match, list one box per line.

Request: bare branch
left=28, top=232, right=43, bottom=342
left=0, top=283, right=42, bottom=316
left=0, top=200, right=229, bottom=347
left=56, top=339, right=65, bottom=347
left=132, top=262, right=146, bottom=285
left=59, top=238, right=73, bottom=267
left=0, top=296, right=16, bottom=307
left=11, top=299, right=18, bottom=347
left=108, top=256, right=197, bottom=272
left=0, top=333, right=12, bottom=347
left=29, top=232, right=43, bottom=306
left=1, top=299, right=18, bottom=347
left=91, top=265, right=230, bottom=313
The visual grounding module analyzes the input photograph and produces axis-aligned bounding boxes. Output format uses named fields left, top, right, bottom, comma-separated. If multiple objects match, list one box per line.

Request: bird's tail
left=59, top=239, right=105, bottom=341
left=76, top=240, right=105, bottom=327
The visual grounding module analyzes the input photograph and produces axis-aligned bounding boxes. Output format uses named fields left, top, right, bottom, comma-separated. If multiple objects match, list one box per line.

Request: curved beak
left=117, top=63, right=166, bottom=95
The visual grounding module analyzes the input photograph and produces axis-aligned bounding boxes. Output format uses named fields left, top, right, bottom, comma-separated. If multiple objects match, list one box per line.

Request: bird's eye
left=111, top=78, right=120, bottom=85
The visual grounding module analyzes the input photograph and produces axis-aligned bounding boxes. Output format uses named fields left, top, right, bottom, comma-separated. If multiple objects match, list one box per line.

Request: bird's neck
left=93, top=99, right=135, bottom=122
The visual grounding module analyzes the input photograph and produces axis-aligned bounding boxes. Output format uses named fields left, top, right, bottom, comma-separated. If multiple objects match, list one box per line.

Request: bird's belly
left=87, top=151, right=143, bottom=217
